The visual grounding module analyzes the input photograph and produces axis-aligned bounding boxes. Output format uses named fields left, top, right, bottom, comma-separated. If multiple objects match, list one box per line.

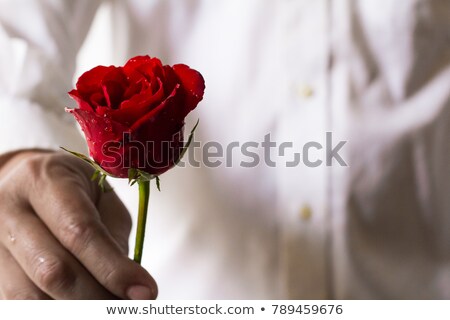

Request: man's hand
left=0, top=150, right=158, bottom=299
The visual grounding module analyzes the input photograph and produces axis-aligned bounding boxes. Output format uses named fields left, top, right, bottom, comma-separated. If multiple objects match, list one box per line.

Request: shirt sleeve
left=0, top=0, right=103, bottom=155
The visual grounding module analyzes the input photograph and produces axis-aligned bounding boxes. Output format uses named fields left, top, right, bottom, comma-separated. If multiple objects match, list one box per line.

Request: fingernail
left=126, top=285, right=155, bottom=300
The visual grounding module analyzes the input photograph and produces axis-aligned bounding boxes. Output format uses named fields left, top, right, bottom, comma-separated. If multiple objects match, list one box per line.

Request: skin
left=0, top=150, right=158, bottom=299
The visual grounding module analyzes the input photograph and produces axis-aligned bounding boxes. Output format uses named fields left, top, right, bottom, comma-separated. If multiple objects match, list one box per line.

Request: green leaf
left=175, top=119, right=199, bottom=166
left=98, top=173, right=106, bottom=187
left=136, top=169, right=155, bottom=182
left=91, top=170, right=100, bottom=182
left=128, top=168, right=137, bottom=185
left=60, top=147, right=116, bottom=178
left=60, top=147, right=115, bottom=192
left=155, top=176, right=161, bottom=191
left=96, top=173, right=113, bottom=192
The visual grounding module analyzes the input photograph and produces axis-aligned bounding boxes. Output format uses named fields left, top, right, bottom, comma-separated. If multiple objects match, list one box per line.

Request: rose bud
left=66, top=55, right=205, bottom=178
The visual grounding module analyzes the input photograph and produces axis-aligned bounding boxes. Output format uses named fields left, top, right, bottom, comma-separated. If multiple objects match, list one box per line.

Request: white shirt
left=0, top=0, right=449, bottom=299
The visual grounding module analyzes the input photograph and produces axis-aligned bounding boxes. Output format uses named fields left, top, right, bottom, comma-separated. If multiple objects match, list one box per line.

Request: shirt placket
left=275, top=0, right=334, bottom=299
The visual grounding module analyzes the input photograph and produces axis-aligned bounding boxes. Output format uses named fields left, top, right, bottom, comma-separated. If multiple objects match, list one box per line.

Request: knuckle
left=33, top=257, right=76, bottom=293
left=60, top=217, right=96, bottom=253
left=99, top=259, right=139, bottom=292
left=18, top=155, right=44, bottom=180
left=17, top=154, right=70, bottom=190
left=49, top=154, right=96, bottom=196
left=54, top=153, right=95, bottom=180
left=14, top=156, right=47, bottom=197
left=20, top=153, right=75, bottom=183
left=41, top=155, right=74, bottom=180
left=102, top=264, right=120, bottom=288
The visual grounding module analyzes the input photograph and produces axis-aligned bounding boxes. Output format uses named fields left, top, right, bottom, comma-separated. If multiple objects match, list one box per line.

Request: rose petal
left=161, top=65, right=180, bottom=97
left=90, top=92, right=107, bottom=108
left=122, top=70, right=148, bottom=99
left=68, top=89, right=93, bottom=111
left=127, top=92, right=185, bottom=175
left=172, top=64, right=205, bottom=117
left=102, top=81, right=125, bottom=109
left=123, top=55, right=153, bottom=69
left=124, top=55, right=165, bottom=83
left=76, top=66, right=116, bottom=98
left=67, top=108, right=130, bottom=177
left=130, top=84, right=180, bottom=132
left=101, top=68, right=128, bottom=109
left=110, top=78, right=165, bottom=126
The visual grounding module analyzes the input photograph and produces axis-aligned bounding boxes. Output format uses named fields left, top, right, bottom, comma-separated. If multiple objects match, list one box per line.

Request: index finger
left=24, top=164, right=157, bottom=300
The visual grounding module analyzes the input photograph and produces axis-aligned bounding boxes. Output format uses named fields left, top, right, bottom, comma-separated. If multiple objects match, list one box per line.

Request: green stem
left=133, top=180, right=150, bottom=264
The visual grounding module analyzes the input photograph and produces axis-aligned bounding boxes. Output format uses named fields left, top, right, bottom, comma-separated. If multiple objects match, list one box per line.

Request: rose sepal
left=60, top=147, right=116, bottom=191
left=175, top=118, right=199, bottom=166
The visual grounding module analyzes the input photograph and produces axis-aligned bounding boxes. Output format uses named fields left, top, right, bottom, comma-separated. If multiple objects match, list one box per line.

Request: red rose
left=67, top=55, right=205, bottom=178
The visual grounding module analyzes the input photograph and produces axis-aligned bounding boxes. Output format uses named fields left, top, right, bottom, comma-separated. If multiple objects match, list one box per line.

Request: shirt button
left=297, top=84, right=314, bottom=99
left=299, top=205, right=312, bottom=221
